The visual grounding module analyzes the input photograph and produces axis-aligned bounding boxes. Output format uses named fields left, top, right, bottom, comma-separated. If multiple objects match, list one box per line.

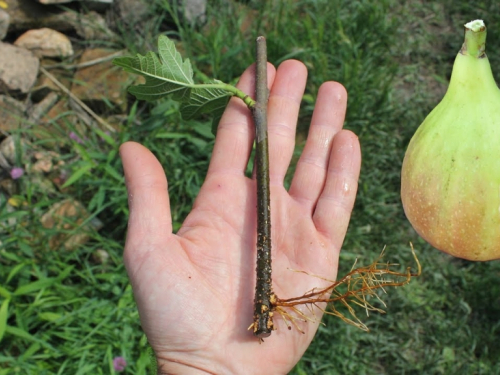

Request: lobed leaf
left=180, top=79, right=231, bottom=131
left=113, top=35, right=194, bottom=102
left=114, top=35, right=237, bottom=133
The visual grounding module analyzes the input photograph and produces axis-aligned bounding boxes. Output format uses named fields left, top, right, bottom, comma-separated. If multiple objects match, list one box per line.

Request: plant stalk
left=461, top=19, right=486, bottom=58
left=252, top=36, right=274, bottom=339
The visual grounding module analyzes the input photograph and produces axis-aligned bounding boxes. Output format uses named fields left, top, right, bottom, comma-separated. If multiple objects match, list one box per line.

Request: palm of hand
left=121, top=60, right=361, bottom=374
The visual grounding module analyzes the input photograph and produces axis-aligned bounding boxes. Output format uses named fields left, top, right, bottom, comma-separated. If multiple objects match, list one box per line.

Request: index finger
left=207, top=63, right=276, bottom=176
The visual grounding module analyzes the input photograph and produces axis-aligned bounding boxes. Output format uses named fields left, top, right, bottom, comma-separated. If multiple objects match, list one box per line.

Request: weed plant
left=1, top=0, right=500, bottom=374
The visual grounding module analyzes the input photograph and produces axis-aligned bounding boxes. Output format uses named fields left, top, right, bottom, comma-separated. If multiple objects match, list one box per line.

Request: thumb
left=120, top=142, right=173, bottom=261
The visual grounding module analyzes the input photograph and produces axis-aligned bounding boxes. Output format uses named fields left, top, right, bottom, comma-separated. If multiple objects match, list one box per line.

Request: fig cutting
left=401, top=20, right=500, bottom=261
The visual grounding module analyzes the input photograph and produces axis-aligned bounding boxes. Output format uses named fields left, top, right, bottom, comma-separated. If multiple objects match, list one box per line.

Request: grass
left=1, top=0, right=500, bottom=373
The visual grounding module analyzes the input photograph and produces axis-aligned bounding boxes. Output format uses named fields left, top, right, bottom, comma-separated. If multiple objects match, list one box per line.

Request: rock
left=70, top=48, right=130, bottom=114
left=29, top=173, right=57, bottom=194
left=30, top=150, right=64, bottom=174
left=14, top=28, right=73, bottom=58
left=0, top=136, right=16, bottom=165
left=0, top=174, right=17, bottom=194
left=82, top=0, right=114, bottom=13
left=67, top=10, right=117, bottom=41
left=32, top=157, right=54, bottom=174
left=114, top=0, right=149, bottom=24
left=0, top=9, right=9, bottom=40
left=0, top=42, right=39, bottom=94
left=40, top=198, right=99, bottom=250
left=36, top=0, right=73, bottom=3
left=4, top=0, right=74, bottom=33
left=92, top=249, right=109, bottom=264
left=38, top=0, right=112, bottom=2
left=0, top=135, right=27, bottom=165
left=36, top=0, right=114, bottom=13
left=0, top=95, right=26, bottom=132
left=0, top=152, right=10, bottom=170
left=28, top=91, right=59, bottom=123
left=31, top=65, right=72, bottom=102
left=178, top=0, right=206, bottom=24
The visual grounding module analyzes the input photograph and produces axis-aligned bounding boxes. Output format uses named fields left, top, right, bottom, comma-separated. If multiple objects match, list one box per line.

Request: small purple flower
left=10, top=167, right=24, bottom=180
left=69, top=131, right=84, bottom=144
left=113, top=356, right=127, bottom=372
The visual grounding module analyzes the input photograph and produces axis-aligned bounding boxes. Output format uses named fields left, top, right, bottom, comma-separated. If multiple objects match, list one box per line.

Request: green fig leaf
left=113, top=35, right=194, bottom=102
left=113, top=35, right=234, bottom=133
left=180, top=80, right=231, bottom=125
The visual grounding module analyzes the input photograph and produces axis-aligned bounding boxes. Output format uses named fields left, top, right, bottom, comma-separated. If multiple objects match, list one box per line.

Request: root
left=270, top=243, right=421, bottom=333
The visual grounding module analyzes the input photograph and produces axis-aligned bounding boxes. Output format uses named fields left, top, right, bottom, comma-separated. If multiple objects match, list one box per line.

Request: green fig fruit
left=401, top=19, right=500, bottom=261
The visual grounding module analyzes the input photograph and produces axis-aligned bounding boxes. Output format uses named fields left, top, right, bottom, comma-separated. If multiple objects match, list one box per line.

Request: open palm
left=120, top=60, right=361, bottom=375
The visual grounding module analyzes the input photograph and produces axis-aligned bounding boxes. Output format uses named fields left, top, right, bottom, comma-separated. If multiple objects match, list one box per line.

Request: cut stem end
left=461, top=19, right=487, bottom=58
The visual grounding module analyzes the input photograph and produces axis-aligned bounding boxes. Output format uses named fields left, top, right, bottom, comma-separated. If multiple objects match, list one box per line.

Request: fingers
left=120, top=142, right=173, bottom=255
left=289, top=82, right=348, bottom=211
left=207, top=63, right=276, bottom=176
left=312, top=130, right=361, bottom=249
left=266, top=60, right=308, bottom=183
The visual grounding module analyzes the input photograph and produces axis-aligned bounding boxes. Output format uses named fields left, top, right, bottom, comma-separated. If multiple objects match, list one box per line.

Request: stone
left=67, top=10, right=117, bottom=41
left=0, top=135, right=27, bottom=165
left=0, top=9, right=9, bottom=40
left=30, top=150, right=64, bottom=174
left=40, top=198, right=99, bottom=250
left=0, top=148, right=10, bottom=170
left=92, top=249, right=110, bottom=264
left=0, top=178, right=16, bottom=196
left=0, top=42, right=39, bottom=94
left=36, top=0, right=113, bottom=4
left=114, top=0, right=149, bottom=24
left=14, top=28, right=73, bottom=58
left=0, top=95, right=26, bottom=132
left=31, top=64, right=72, bottom=102
left=28, top=91, right=59, bottom=122
left=36, top=0, right=72, bottom=3
left=0, top=136, right=16, bottom=165
left=36, top=0, right=114, bottom=13
left=4, top=0, right=74, bottom=33
left=70, top=48, right=131, bottom=114
left=179, top=0, right=206, bottom=24
left=81, top=0, right=114, bottom=13
left=29, top=174, right=57, bottom=194
left=31, top=157, right=54, bottom=174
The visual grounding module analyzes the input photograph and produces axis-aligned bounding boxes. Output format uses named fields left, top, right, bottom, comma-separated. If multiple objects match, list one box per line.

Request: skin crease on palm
left=119, top=59, right=362, bottom=375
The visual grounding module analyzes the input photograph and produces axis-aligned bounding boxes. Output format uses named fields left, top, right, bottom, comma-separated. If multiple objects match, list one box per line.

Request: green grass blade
left=0, top=298, right=9, bottom=343
left=0, top=286, right=11, bottom=299
left=6, top=262, right=28, bottom=284
left=13, top=277, right=58, bottom=296
left=19, top=342, right=41, bottom=361
left=61, top=163, right=94, bottom=188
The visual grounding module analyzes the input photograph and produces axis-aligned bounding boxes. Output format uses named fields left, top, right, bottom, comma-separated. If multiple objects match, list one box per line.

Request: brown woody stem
left=252, top=36, right=274, bottom=338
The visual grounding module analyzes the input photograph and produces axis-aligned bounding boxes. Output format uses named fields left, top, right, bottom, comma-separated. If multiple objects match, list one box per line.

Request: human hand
left=120, top=60, right=361, bottom=375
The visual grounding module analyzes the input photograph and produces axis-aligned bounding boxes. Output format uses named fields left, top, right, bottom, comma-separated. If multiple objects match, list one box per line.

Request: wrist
left=157, top=362, right=212, bottom=375
left=155, top=356, right=225, bottom=375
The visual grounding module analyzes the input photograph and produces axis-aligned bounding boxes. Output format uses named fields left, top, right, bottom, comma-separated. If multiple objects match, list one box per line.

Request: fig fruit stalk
left=401, top=20, right=500, bottom=261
